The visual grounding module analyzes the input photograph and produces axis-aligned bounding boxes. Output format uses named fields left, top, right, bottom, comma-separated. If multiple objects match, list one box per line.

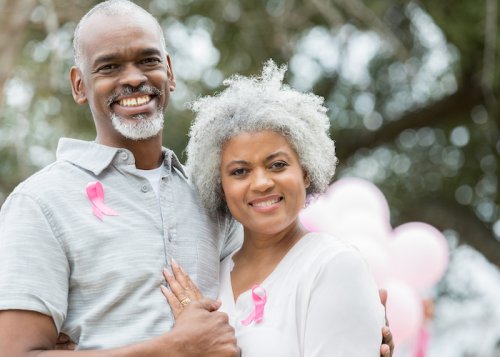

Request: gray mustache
left=106, top=85, right=163, bottom=106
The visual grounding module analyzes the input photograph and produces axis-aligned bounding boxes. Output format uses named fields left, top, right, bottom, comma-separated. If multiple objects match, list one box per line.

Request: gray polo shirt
left=0, top=138, right=242, bottom=349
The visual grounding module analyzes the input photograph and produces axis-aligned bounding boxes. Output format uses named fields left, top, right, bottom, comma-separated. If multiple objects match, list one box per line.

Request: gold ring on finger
left=180, top=297, right=191, bottom=307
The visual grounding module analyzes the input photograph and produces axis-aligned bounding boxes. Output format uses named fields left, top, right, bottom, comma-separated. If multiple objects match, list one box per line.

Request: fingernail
left=171, top=258, right=178, bottom=267
left=163, top=268, right=171, bottom=277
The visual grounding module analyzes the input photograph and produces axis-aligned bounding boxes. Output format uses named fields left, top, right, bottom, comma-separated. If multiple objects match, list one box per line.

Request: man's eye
left=142, top=58, right=162, bottom=65
left=97, top=64, right=119, bottom=73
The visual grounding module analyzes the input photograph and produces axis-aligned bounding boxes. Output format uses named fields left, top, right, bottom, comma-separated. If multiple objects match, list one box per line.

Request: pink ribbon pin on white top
left=86, top=181, right=118, bottom=220
left=241, top=284, right=267, bottom=326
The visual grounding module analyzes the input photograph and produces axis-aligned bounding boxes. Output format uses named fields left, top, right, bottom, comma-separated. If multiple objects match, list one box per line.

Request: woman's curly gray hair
left=186, top=60, right=338, bottom=212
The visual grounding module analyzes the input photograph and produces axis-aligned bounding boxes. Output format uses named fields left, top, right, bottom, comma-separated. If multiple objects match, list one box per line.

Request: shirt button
left=120, top=152, right=129, bottom=161
left=141, top=184, right=149, bottom=193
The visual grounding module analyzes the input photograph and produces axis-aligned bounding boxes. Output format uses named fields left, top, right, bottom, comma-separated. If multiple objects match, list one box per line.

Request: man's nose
left=119, top=64, right=147, bottom=87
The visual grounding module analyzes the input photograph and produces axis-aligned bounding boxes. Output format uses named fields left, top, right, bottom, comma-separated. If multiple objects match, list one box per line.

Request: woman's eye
left=231, top=168, right=247, bottom=176
left=270, top=161, right=288, bottom=170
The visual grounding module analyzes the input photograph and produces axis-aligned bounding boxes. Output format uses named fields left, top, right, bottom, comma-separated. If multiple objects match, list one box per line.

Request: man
left=0, top=1, right=240, bottom=355
left=0, top=1, right=393, bottom=355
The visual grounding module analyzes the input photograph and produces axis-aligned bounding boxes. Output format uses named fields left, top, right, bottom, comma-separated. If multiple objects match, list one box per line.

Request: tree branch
left=335, top=83, right=484, bottom=159
left=311, top=0, right=409, bottom=59
left=482, top=0, right=499, bottom=128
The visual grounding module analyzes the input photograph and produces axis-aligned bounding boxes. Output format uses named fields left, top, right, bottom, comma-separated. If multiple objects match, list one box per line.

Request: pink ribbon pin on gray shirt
left=86, top=181, right=118, bottom=220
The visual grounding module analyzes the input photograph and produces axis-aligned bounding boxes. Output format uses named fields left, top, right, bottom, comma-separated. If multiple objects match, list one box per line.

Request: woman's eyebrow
left=265, top=151, right=291, bottom=162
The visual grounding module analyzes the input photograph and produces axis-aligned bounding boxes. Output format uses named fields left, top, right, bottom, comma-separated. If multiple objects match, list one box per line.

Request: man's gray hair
left=186, top=60, right=338, bottom=212
left=73, top=0, right=167, bottom=69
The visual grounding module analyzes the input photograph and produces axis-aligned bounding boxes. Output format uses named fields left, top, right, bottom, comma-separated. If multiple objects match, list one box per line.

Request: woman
left=162, top=60, right=387, bottom=356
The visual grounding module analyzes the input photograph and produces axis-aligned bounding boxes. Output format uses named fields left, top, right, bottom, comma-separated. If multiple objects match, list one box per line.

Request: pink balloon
left=348, top=236, right=391, bottom=286
left=299, top=196, right=333, bottom=232
left=384, top=280, right=423, bottom=345
left=325, top=177, right=391, bottom=222
left=389, top=222, right=449, bottom=291
left=320, top=211, right=392, bottom=241
left=300, top=178, right=392, bottom=241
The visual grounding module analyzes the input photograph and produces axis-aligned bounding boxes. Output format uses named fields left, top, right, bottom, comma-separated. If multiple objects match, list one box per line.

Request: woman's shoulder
left=298, top=231, right=374, bottom=277
left=302, top=231, right=358, bottom=256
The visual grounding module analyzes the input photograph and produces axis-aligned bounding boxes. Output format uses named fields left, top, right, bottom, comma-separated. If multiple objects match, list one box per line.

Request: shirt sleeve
left=0, top=193, right=69, bottom=332
left=220, top=215, right=243, bottom=261
left=302, top=250, right=384, bottom=357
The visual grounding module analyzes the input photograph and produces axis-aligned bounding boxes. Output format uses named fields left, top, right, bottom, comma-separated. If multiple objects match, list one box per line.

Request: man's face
left=71, top=12, right=175, bottom=144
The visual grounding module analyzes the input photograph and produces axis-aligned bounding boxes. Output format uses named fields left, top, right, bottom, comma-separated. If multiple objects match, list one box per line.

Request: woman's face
left=220, top=130, right=309, bottom=236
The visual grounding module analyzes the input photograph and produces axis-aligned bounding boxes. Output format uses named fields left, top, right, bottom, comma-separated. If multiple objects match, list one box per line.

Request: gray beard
left=110, top=111, right=164, bottom=140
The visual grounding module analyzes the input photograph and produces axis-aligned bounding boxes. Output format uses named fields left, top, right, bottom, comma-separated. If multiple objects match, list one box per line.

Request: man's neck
left=129, top=139, right=164, bottom=169
left=96, top=134, right=164, bottom=170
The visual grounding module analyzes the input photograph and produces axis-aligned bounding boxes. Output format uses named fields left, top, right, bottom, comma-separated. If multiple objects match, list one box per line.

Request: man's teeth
left=119, top=95, right=151, bottom=107
left=252, top=198, right=280, bottom=207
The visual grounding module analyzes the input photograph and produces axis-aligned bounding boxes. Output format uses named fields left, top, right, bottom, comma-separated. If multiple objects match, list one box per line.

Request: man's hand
left=54, top=258, right=238, bottom=356
left=379, top=289, right=395, bottom=357
left=54, top=299, right=239, bottom=356
left=159, top=260, right=238, bottom=356
left=166, top=298, right=239, bottom=357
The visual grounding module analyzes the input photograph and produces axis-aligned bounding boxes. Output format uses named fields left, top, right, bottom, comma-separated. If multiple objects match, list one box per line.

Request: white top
left=131, top=164, right=166, bottom=198
left=218, top=232, right=384, bottom=357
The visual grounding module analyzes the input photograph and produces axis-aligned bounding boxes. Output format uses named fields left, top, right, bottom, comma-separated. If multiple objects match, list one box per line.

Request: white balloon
left=325, top=177, right=391, bottom=222
left=389, top=222, right=449, bottom=292
left=299, top=196, right=333, bottom=232
left=321, top=211, right=392, bottom=241
left=348, top=236, right=391, bottom=286
left=384, top=280, right=424, bottom=345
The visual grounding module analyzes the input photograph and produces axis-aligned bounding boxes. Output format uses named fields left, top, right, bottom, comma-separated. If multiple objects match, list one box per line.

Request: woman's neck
left=238, top=223, right=306, bottom=259
left=230, top=223, right=308, bottom=301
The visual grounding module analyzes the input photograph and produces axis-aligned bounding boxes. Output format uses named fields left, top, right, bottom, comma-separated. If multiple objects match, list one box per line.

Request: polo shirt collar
left=56, top=138, right=187, bottom=178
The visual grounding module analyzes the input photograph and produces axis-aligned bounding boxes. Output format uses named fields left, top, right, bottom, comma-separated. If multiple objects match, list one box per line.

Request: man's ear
left=69, top=66, right=87, bottom=105
left=166, top=55, right=176, bottom=92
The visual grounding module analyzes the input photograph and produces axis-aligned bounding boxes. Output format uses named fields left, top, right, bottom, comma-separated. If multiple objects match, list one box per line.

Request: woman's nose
left=251, top=169, right=274, bottom=192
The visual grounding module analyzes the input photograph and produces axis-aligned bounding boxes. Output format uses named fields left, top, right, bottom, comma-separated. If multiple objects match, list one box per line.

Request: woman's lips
left=249, top=196, right=283, bottom=212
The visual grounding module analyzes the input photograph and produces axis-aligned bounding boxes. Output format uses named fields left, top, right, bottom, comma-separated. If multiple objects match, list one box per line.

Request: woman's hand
left=161, top=258, right=204, bottom=318
left=54, top=333, right=77, bottom=350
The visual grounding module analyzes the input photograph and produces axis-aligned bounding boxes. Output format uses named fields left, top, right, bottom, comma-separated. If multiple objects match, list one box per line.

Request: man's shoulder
left=12, top=160, right=82, bottom=199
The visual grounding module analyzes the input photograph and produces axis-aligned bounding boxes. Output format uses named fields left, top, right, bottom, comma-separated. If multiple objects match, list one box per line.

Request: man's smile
left=111, top=94, right=157, bottom=117
left=118, top=95, right=152, bottom=107
left=106, top=84, right=163, bottom=109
